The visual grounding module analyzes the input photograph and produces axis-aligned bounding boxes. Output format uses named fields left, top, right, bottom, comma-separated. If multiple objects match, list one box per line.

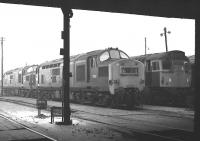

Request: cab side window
left=152, top=61, right=160, bottom=70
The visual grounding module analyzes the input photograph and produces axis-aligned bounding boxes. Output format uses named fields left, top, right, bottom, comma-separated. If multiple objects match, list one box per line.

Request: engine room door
left=87, top=56, right=98, bottom=83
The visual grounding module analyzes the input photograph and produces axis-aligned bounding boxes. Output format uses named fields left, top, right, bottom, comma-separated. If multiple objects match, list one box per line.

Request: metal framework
left=0, top=0, right=199, bottom=139
left=0, top=0, right=198, bottom=18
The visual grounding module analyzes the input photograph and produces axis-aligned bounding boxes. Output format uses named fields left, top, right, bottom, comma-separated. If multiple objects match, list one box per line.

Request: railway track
left=72, top=111, right=193, bottom=141
left=0, top=97, right=194, bottom=141
left=0, top=113, right=57, bottom=141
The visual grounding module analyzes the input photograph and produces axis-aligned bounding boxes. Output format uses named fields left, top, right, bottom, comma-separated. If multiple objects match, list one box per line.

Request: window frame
left=99, top=51, right=110, bottom=62
left=119, top=51, right=129, bottom=59
left=151, top=61, right=160, bottom=71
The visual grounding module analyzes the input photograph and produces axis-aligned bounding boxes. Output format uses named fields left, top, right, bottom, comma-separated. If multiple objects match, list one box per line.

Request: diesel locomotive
left=133, top=50, right=192, bottom=107
left=2, top=48, right=145, bottom=108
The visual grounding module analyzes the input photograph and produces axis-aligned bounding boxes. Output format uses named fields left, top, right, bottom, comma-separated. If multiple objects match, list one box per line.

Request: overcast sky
left=0, top=3, right=195, bottom=74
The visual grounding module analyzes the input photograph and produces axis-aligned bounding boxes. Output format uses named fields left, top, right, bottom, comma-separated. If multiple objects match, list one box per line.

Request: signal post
left=59, top=5, right=73, bottom=125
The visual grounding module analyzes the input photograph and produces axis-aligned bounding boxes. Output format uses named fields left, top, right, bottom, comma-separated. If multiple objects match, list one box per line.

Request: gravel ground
left=0, top=97, right=194, bottom=141
left=0, top=101, right=138, bottom=141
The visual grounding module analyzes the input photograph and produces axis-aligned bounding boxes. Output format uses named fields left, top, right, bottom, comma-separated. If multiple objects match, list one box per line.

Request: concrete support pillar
left=194, top=18, right=200, bottom=140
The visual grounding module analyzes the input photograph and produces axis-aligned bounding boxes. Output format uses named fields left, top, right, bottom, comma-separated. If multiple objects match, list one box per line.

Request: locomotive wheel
left=110, top=94, right=120, bottom=108
left=74, top=92, right=80, bottom=103
left=95, top=93, right=104, bottom=106
left=70, top=92, right=76, bottom=102
left=125, top=92, right=134, bottom=109
left=96, top=94, right=110, bottom=107
left=110, top=96, right=116, bottom=108
left=103, top=94, right=111, bottom=107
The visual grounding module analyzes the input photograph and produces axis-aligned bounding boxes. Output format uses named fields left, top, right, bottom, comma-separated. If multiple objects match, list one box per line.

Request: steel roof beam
left=0, top=0, right=197, bottom=19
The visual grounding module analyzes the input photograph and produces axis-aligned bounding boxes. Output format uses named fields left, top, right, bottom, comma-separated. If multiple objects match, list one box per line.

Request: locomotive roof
left=39, top=58, right=63, bottom=66
left=39, top=54, right=85, bottom=66
left=4, top=67, right=23, bottom=75
left=39, top=48, right=127, bottom=65
left=75, top=50, right=104, bottom=61
left=75, top=48, right=127, bottom=61
left=23, top=65, right=38, bottom=71
left=133, top=50, right=189, bottom=62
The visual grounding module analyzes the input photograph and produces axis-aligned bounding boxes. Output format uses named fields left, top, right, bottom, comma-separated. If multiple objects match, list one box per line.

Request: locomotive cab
left=98, top=48, right=145, bottom=107
left=72, top=47, right=145, bottom=107
left=109, top=59, right=145, bottom=95
left=84, top=48, right=131, bottom=91
left=133, top=50, right=192, bottom=107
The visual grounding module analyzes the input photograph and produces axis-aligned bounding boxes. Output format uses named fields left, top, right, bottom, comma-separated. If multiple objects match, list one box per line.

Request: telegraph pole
left=160, top=27, right=171, bottom=52
left=1, top=37, right=5, bottom=96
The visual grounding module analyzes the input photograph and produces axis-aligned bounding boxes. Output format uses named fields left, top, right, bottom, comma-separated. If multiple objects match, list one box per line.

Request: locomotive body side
left=39, top=59, right=63, bottom=88
left=19, top=65, right=38, bottom=98
left=3, top=68, right=22, bottom=88
left=38, top=59, right=63, bottom=99
left=22, top=65, right=38, bottom=89
left=3, top=67, right=23, bottom=96
left=71, top=50, right=109, bottom=92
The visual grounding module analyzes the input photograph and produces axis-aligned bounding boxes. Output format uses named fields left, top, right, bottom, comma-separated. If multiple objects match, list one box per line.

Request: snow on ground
left=0, top=101, right=137, bottom=141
